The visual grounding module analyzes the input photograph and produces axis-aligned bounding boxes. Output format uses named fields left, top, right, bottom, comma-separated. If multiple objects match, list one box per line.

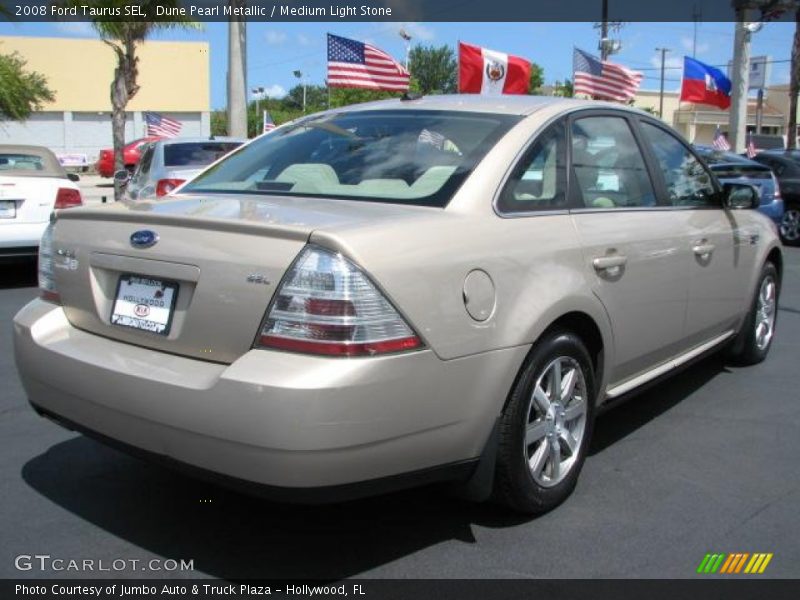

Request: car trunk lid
left=50, top=193, right=428, bottom=363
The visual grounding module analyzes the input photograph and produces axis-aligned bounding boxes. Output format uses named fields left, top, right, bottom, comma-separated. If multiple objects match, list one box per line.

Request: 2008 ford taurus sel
left=14, top=96, right=782, bottom=513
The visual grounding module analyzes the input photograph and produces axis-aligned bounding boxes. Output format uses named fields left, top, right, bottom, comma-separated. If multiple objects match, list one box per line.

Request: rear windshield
left=0, top=154, right=46, bottom=172
left=164, top=142, right=242, bottom=167
left=182, top=110, right=520, bottom=207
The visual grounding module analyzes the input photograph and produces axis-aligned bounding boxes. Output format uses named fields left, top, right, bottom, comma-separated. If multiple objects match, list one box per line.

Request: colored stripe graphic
left=700, top=552, right=772, bottom=574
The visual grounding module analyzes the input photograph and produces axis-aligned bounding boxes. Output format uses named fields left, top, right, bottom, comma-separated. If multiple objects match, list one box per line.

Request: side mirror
left=67, top=173, right=80, bottom=182
left=113, top=169, right=131, bottom=186
left=722, top=182, right=760, bottom=210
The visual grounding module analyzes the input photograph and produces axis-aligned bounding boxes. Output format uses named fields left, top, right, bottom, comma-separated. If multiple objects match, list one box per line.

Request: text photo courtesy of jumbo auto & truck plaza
left=1, top=1, right=800, bottom=600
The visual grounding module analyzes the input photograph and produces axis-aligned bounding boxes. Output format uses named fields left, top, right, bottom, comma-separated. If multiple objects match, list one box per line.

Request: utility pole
left=692, top=4, right=701, bottom=58
left=293, top=70, right=307, bottom=113
left=600, top=0, right=609, bottom=61
left=730, top=5, right=753, bottom=153
left=227, top=0, right=247, bottom=138
left=656, top=48, right=670, bottom=119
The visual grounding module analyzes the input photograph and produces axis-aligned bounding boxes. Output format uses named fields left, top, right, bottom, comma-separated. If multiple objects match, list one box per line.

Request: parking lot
left=1, top=249, right=799, bottom=580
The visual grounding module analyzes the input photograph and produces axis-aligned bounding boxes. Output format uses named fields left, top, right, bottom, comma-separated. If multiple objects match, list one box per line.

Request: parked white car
left=0, top=144, right=82, bottom=260
left=121, top=137, right=244, bottom=201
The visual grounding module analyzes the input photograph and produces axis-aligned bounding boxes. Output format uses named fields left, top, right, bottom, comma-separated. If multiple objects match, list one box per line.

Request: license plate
left=0, top=200, right=16, bottom=219
left=111, top=274, right=178, bottom=335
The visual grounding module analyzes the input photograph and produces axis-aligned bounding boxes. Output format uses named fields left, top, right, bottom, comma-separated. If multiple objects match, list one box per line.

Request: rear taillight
left=771, top=173, right=782, bottom=199
left=256, top=246, right=422, bottom=357
left=38, top=222, right=60, bottom=304
left=55, top=188, right=82, bottom=209
left=156, top=178, right=186, bottom=197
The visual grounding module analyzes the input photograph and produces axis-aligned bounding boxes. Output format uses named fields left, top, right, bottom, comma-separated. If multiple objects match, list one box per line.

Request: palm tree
left=79, top=1, right=198, bottom=199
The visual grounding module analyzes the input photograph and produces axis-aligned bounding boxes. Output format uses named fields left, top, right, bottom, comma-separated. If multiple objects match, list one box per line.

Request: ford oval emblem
left=130, top=230, right=158, bottom=249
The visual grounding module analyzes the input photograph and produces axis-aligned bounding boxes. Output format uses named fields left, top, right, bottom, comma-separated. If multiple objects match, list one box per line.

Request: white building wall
left=0, top=111, right=211, bottom=163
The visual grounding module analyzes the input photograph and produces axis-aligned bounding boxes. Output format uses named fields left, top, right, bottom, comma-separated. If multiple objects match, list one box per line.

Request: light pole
left=293, top=70, right=307, bottom=114
left=656, top=48, right=670, bottom=119
left=251, top=86, right=265, bottom=136
left=399, top=28, right=412, bottom=71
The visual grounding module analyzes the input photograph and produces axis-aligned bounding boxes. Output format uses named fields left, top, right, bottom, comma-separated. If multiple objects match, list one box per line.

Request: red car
left=95, top=137, right=162, bottom=178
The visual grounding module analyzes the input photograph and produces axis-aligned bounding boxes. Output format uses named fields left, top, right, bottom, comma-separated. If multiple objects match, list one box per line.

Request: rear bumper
left=13, top=299, right=526, bottom=496
left=0, top=221, right=47, bottom=252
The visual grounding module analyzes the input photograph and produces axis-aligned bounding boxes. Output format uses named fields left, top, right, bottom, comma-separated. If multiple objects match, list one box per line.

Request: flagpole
left=456, top=40, right=460, bottom=94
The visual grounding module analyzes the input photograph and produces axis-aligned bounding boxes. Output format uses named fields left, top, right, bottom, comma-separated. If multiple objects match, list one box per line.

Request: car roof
left=324, top=94, right=650, bottom=117
left=693, top=145, right=765, bottom=167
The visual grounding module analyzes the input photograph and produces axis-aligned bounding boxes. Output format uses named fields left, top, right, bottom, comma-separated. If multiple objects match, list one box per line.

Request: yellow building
left=633, top=89, right=785, bottom=145
left=0, top=35, right=210, bottom=161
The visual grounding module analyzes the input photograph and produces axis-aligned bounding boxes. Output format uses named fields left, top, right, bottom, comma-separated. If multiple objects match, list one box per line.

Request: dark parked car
left=751, top=151, right=800, bottom=245
left=693, top=145, right=784, bottom=229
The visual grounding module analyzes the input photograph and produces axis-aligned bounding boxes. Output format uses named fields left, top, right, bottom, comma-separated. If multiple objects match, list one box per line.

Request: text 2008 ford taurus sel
left=13, top=96, right=782, bottom=513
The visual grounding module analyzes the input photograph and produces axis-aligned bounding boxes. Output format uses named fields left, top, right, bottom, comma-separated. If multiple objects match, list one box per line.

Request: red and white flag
left=573, top=48, right=642, bottom=103
left=458, top=42, right=531, bottom=95
left=327, top=33, right=409, bottom=92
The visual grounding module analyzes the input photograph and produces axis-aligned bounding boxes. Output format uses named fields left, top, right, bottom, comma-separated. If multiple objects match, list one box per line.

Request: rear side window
left=640, top=123, right=716, bottom=207
left=571, top=116, right=656, bottom=209
left=164, top=142, right=242, bottom=167
left=497, top=122, right=566, bottom=213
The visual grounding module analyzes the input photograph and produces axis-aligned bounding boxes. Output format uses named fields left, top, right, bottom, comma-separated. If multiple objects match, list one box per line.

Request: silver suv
left=14, top=96, right=781, bottom=513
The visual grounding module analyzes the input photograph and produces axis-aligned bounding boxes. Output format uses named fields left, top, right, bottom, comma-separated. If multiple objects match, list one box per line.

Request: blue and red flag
left=680, top=57, right=731, bottom=109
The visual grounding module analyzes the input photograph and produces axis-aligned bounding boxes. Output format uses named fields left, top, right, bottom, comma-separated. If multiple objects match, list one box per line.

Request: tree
left=408, top=45, right=457, bottom=95
left=329, top=87, right=402, bottom=108
left=78, top=1, right=198, bottom=200
left=0, top=51, right=54, bottom=121
left=528, top=63, right=544, bottom=94
left=553, top=79, right=574, bottom=98
left=282, top=84, right=328, bottom=113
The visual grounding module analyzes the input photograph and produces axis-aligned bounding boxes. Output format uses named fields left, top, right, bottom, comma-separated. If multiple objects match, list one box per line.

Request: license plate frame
left=0, top=200, right=17, bottom=219
left=110, top=274, right=179, bottom=336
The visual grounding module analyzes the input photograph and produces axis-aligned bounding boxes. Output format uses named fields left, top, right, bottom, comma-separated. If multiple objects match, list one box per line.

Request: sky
left=0, top=20, right=795, bottom=109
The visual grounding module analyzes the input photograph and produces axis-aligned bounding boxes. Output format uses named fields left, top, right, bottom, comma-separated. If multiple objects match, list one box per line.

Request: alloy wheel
left=780, top=208, right=800, bottom=242
left=524, top=356, right=588, bottom=488
left=755, top=275, right=777, bottom=351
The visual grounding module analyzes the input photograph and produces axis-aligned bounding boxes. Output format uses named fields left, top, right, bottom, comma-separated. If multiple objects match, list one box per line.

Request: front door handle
left=592, top=255, right=628, bottom=272
left=692, top=242, right=716, bottom=257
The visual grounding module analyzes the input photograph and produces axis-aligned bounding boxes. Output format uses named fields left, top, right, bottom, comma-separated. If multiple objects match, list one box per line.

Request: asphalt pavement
left=1, top=251, right=799, bottom=580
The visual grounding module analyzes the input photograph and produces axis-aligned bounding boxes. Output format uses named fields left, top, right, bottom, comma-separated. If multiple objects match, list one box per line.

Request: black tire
left=728, top=262, right=780, bottom=366
left=493, top=330, right=596, bottom=514
left=780, top=204, right=800, bottom=246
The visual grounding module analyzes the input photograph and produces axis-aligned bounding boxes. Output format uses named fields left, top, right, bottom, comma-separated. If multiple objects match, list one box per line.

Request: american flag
left=263, top=110, right=276, bottom=133
left=573, top=48, right=643, bottom=103
left=327, top=33, right=410, bottom=92
left=418, top=128, right=446, bottom=149
left=144, top=112, right=182, bottom=137
left=712, top=126, right=731, bottom=152
left=746, top=133, right=757, bottom=158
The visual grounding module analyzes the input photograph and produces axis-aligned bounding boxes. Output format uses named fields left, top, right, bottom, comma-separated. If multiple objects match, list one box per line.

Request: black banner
left=4, top=579, right=800, bottom=600
left=0, top=0, right=794, bottom=23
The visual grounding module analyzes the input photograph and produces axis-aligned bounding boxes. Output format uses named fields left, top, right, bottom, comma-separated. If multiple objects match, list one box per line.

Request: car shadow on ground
left=20, top=353, right=728, bottom=580
left=1, top=259, right=37, bottom=289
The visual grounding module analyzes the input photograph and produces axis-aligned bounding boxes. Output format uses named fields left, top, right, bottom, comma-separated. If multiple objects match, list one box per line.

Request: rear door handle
left=592, top=255, right=627, bottom=271
left=692, top=242, right=715, bottom=257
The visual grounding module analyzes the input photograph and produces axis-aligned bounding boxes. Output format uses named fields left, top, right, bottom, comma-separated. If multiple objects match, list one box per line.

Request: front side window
left=640, top=122, right=717, bottom=207
left=571, top=116, right=656, bottom=209
left=497, top=122, right=566, bottom=213
left=182, top=110, right=520, bottom=207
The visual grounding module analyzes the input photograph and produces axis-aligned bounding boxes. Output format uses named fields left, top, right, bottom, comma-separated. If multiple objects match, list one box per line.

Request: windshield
left=182, top=110, right=520, bottom=207
left=164, top=142, right=242, bottom=167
